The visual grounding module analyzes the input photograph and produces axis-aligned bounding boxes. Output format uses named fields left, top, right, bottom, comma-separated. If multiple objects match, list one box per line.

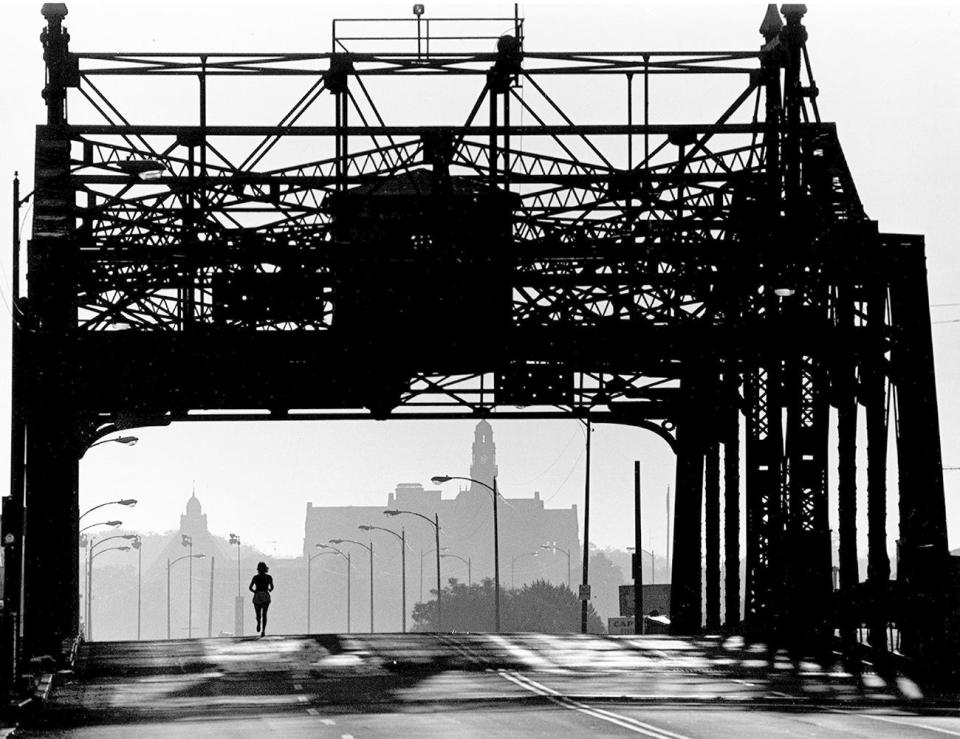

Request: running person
left=249, top=561, right=274, bottom=636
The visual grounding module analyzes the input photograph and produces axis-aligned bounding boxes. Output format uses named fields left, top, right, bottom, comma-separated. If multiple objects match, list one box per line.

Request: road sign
left=608, top=617, right=635, bottom=635
left=579, top=584, right=591, bottom=601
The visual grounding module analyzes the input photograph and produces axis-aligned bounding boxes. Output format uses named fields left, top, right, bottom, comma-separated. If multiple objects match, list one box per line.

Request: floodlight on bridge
left=116, top=159, right=167, bottom=180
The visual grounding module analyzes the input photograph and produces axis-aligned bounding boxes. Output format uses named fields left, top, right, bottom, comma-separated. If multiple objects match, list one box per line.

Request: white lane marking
left=321, top=718, right=336, bottom=725
left=342, top=735, right=354, bottom=739
left=306, top=708, right=318, bottom=716
left=859, top=713, right=960, bottom=737
left=488, top=634, right=552, bottom=669
left=293, top=683, right=303, bottom=690
left=296, top=695, right=308, bottom=703
left=499, top=670, right=689, bottom=739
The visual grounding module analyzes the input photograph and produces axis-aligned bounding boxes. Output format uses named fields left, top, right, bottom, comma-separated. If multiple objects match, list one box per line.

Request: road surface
left=14, top=632, right=960, bottom=737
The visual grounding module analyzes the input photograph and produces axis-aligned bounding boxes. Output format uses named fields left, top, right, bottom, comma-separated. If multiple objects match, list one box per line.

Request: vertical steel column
left=489, top=83, right=499, bottom=185
left=670, top=378, right=705, bottom=634
left=705, top=441, right=721, bottom=631
left=723, top=371, right=741, bottom=628
left=744, top=358, right=785, bottom=637
left=864, top=284, right=891, bottom=650
left=22, top=5, right=81, bottom=661
left=783, top=350, right=832, bottom=651
left=887, top=235, right=948, bottom=663
left=836, top=288, right=859, bottom=647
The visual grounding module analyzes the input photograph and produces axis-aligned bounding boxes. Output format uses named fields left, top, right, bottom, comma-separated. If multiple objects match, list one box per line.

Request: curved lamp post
left=440, top=552, right=471, bottom=586
left=80, top=498, right=137, bottom=521
left=80, top=520, right=122, bottom=534
left=432, top=474, right=500, bottom=632
left=540, top=543, right=572, bottom=589
left=330, top=538, right=374, bottom=633
left=180, top=535, right=198, bottom=637
left=318, top=544, right=351, bottom=632
left=87, top=544, right=133, bottom=640
left=229, top=534, right=242, bottom=636
left=360, top=524, right=407, bottom=633
left=385, top=509, right=442, bottom=631
left=167, top=552, right=206, bottom=639
left=307, top=546, right=339, bottom=633
left=419, top=547, right=447, bottom=602
left=87, top=533, right=138, bottom=640
left=81, top=435, right=139, bottom=459
left=132, top=536, right=142, bottom=640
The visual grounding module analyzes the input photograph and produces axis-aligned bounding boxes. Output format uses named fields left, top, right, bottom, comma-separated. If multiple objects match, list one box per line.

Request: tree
left=412, top=578, right=604, bottom=633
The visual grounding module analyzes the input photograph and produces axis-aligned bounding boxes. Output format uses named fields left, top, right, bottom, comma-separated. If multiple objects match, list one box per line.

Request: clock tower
left=465, top=419, right=497, bottom=500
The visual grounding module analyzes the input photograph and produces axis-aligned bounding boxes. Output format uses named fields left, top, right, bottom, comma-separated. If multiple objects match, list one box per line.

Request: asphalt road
left=14, top=633, right=960, bottom=737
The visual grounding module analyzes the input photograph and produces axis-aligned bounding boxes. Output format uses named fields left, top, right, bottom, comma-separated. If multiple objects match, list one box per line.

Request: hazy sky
left=1, top=2, right=959, bottom=561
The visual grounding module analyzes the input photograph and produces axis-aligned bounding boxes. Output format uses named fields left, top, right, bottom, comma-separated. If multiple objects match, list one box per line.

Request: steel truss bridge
left=5, top=3, right=955, bottom=674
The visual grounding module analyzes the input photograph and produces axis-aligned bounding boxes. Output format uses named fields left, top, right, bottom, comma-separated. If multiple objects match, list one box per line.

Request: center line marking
left=499, top=670, right=690, bottom=738
left=306, top=708, right=318, bottom=716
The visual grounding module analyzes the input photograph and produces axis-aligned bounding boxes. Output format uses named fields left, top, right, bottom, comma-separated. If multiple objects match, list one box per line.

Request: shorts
left=252, top=591, right=271, bottom=606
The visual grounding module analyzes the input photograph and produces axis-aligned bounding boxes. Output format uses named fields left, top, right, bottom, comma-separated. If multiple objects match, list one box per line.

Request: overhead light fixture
left=773, top=287, right=795, bottom=297
left=117, top=159, right=167, bottom=180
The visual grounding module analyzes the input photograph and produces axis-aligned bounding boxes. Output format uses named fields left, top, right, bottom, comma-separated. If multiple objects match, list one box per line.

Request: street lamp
left=181, top=535, right=198, bottom=638
left=511, top=552, right=540, bottom=590
left=318, top=544, right=351, bottom=632
left=577, top=418, right=593, bottom=635
left=80, top=521, right=123, bottom=630
left=88, top=544, right=133, bottom=640
left=80, top=520, right=122, bottom=534
left=420, top=547, right=447, bottom=601
left=229, top=533, right=243, bottom=636
left=385, top=509, right=442, bottom=631
left=307, top=546, right=339, bottom=633
left=440, top=553, right=471, bottom=585
left=167, top=552, right=206, bottom=639
left=540, top=543, right=572, bottom=589
left=80, top=498, right=137, bottom=521
left=87, top=533, right=138, bottom=640
left=432, top=474, right=500, bottom=632
left=360, top=524, right=407, bottom=633
left=132, top=536, right=142, bottom=640
left=330, top=538, right=375, bottom=633
left=81, top=435, right=139, bottom=458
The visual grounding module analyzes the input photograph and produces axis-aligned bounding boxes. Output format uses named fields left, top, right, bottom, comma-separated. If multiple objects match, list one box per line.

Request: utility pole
left=634, top=461, right=643, bottom=635
left=580, top=419, right=592, bottom=633
left=208, top=556, right=215, bottom=637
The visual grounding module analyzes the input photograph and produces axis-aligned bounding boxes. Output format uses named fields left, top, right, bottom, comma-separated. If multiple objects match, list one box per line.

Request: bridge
left=4, top=0, right=957, bottom=690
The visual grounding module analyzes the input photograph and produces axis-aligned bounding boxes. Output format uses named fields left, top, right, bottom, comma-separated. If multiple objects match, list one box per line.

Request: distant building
left=303, top=421, right=581, bottom=600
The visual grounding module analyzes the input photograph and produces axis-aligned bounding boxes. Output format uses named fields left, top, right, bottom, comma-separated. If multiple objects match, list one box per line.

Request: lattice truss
left=57, top=13, right=868, bottom=416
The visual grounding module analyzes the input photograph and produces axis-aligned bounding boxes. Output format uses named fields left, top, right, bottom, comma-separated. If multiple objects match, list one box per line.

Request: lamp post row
left=82, top=455, right=576, bottom=637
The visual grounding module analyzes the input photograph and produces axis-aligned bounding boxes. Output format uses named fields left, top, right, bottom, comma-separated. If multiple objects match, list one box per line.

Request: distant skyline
left=3, top=2, right=960, bottom=563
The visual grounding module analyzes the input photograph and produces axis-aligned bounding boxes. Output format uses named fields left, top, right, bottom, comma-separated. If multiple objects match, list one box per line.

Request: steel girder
left=7, top=5, right=951, bottom=666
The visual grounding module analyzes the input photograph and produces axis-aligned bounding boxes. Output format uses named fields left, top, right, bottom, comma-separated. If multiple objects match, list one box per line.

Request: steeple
left=180, top=489, right=209, bottom=537
left=465, top=419, right=497, bottom=499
